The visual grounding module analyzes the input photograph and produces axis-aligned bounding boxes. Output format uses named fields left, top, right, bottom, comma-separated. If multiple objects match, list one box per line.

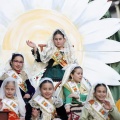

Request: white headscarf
left=0, top=77, right=26, bottom=117
left=86, top=83, right=115, bottom=106
left=32, top=77, right=54, bottom=99
left=40, top=29, right=77, bottom=64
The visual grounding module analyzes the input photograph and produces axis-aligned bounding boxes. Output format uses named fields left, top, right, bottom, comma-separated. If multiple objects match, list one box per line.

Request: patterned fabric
left=68, top=104, right=84, bottom=120
left=3, top=109, right=19, bottom=120
left=52, top=50, right=67, bottom=67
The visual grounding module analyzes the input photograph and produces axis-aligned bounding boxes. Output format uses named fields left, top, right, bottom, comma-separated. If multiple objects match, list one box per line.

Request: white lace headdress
left=0, top=77, right=26, bottom=117
left=32, top=77, right=54, bottom=99
left=40, top=28, right=77, bottom=64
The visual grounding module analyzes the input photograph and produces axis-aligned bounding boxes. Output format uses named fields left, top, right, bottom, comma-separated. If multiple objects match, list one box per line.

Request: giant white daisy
left=0, top=0, right=120, bottom=85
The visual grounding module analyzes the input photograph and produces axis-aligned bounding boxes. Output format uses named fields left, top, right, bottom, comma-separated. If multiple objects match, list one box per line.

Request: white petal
left=79, top=18, right=120, bottom=44
left=21, top=0, right=33, bottom=10
left=61, top=0, right=89, bottom=21
left=82, top=58, right=120, bottom=85
left=0, top=11, right=10, bottom=26
left=0, top=0, right=25, bottom=20
left=85, top=52, right=120, bottom=64
left=31, top=0, right=53, bottom=9
left=75, top=0, right=111, bottom=26
left=0, top=24, right=6, bottom=46
left=52, top=0, right=65, bottom=11
left=84, top=39, right=120, bottom=63
left=94, top=1, right=112, bottom=20
left=85, top=39, right=120, bottom=51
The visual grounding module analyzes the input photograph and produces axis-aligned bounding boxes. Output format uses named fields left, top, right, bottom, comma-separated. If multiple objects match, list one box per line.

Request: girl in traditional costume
left=0, top=77, right=25, bottom=120
left=0, top=53, right=35, bottom=103
left=81, top=83, right=120, bottom=120
left=26, top=29, right=77, bottom=84
left=58, top=64, right=91, bottom=120
left=25, top=77, right=68, bottom=120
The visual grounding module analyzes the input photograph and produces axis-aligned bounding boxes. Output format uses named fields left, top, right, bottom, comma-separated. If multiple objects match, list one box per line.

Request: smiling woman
left=25, top=77, right=68, bottom=120
left=80, top=83, right=120, bottom=120
left=0, top=77, right=25, bottom=120
left=0, top=53, right=35, bottom=103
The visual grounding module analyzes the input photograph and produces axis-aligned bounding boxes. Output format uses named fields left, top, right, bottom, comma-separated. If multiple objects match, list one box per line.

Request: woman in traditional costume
left=57, top=64, right=91, bottom=120
left=0, top=53, right=35, bottom=103
left=25, top=77, right=68, bottom=120
left=26, top=29, right=77, bottom=83
left=0, top=77, right=25, bottom=120
left=81, top=83, right=120, bottom=120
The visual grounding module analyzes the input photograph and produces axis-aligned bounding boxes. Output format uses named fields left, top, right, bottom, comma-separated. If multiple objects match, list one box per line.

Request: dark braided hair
left=53, top=29, right=65, bottom=39
left=70, top=66, right=82, bottom=79
left=94, top=83, right=107, bottom=92
left=10, top=53, right=24, bottom=67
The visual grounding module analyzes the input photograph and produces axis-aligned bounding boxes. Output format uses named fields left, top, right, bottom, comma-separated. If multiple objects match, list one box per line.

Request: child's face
left=53, top=34, right=66, bottom=49
left=40, top=82, right=54, bottom=100
left=11, top=56, right=24, bottom=71
left=71, top=68, right=83, bottom=83
left=94, top=86, right=107, bottom=103
left=5, top=82, right=16, bottom=99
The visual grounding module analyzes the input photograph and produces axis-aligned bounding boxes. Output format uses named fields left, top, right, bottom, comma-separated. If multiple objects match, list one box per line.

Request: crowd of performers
left=0, top=29, right=120, bottom=120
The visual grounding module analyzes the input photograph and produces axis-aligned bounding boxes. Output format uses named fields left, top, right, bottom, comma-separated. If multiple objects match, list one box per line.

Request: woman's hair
left=70, top=66, right=82, bottom=79
left=39, top=80, right=54, bottom=89
left=53, top=29, right=65, bottom=39
left=94, top=83, right=107, bottom=92
left=5, top=81, right=15, bottom=87
left=10, top=53, right=24, bottom=67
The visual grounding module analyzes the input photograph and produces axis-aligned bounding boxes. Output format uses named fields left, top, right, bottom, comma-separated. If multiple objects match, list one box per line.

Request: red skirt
left=3, top=109, right=20, bottom=120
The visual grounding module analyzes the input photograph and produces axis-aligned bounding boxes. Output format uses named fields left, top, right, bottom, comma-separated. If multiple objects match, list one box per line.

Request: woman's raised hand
left=102, top=100, right=112, bottom=110
left=26, top=40, right=37, bottom=49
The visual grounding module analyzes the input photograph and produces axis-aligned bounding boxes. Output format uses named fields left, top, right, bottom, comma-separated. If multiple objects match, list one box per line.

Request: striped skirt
left=68, top=104, right=84, bottom=120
